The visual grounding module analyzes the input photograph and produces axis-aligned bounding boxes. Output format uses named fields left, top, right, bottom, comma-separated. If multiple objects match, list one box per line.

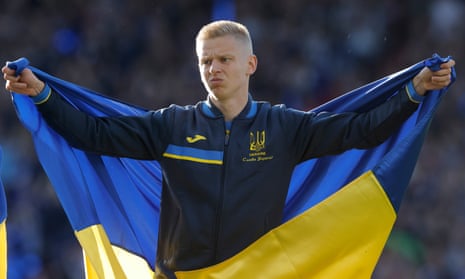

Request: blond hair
left=196, top=20, right=253, bottom=53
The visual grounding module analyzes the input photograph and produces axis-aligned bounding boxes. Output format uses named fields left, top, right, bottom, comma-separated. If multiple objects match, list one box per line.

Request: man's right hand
left=2, top=65, right=44, bottom=96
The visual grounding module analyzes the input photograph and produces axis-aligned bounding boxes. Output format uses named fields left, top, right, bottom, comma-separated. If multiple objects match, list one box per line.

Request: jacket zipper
left=224, top=129, right=230, bottom=145
left=213, top=121, right=231, bottom=262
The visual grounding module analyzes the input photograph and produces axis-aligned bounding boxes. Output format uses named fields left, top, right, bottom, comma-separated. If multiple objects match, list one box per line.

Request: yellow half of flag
left=75, top=225, right=154, bottom=279
left=176, top=171, right=396, bottom=279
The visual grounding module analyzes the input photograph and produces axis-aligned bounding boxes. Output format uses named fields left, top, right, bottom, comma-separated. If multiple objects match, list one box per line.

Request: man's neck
left=209, top=93, right=249, bottom=121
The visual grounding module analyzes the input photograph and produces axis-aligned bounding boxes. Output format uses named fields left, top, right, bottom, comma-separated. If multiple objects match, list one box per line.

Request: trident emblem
left=250, top=131, right=266, bottom=152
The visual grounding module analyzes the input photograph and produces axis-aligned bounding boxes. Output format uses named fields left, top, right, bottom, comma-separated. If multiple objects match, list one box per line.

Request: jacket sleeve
left=35, top=86, right=171, bottom=160
left=286, top=86, right=420, bottom=162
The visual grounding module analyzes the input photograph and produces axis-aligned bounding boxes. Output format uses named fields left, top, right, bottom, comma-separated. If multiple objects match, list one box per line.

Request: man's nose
left=209, top=60, right=221, bottom=73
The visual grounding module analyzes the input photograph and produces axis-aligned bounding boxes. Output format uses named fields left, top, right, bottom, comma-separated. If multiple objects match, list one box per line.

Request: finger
left=432, top=68, right=452, bottom=76
left=3, top=72, right=20, bottom=82
left=1, top=66, right=16, bottom=76
left=431, top=74, right=452, bottom=84
left=6, top=81, right=28, bottom=90
left=440, top=59, right=455, bottom=69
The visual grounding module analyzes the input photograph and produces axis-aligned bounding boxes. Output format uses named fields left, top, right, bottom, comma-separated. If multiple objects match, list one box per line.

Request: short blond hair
left=196, top=20, right=253, bottom=53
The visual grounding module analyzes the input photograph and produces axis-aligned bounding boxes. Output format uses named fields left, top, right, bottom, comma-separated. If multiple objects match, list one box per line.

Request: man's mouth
left=209, top=78, right=223, bottom=86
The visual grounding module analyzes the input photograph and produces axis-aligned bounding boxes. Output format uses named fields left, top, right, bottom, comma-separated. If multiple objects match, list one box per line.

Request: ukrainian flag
left=7, top=54, right=454, bottom=278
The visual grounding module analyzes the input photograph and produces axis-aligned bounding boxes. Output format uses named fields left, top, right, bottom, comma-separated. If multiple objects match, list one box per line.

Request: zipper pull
left=225, top=129, right=230, bottom=145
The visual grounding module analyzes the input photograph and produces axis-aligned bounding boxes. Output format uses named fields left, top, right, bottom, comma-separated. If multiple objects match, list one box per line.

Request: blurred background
left=0, top=0, right=464, bottom=278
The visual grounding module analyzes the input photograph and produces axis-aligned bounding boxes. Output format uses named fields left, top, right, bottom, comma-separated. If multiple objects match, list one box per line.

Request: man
left=2, top=20, right=455, bottom=278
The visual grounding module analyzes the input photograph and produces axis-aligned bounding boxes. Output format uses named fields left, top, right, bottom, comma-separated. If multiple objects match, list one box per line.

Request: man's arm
left=2, top=66, right=169, bottom=160
left=287, top=60, right=455, bottom=161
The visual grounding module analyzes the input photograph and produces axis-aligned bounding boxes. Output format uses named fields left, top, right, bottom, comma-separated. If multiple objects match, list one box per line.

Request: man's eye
left=202, top=60, right=211, bottom=65
left=221, top=57, right=231, bottom=62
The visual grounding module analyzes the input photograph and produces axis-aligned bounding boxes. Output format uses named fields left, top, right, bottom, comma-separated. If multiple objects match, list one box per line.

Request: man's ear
left=247, top=55, right=258, bottom=76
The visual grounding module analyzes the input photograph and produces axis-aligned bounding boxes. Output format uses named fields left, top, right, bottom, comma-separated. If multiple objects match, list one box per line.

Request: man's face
left=197, top=35, right=256, bottom=101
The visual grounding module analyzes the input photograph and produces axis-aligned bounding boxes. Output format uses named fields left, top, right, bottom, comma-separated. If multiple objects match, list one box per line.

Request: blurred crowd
left=1, top=0, right=465, bottom=278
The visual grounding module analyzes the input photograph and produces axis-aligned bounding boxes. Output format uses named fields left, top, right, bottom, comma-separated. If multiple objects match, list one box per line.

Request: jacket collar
left=201, top=94, right=257, bottom=120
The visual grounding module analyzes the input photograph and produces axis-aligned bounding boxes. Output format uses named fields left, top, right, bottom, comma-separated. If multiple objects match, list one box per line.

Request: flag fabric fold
left=7, top=54, right=455, bottom=278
